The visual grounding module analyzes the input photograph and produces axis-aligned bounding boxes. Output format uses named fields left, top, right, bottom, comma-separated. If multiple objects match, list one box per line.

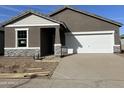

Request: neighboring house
left=0, top=6, right=123, bottom=57
left=121, top=34, right=124, bottom=50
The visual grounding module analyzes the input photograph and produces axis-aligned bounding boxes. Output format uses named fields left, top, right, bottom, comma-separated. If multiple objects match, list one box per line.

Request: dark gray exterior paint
left=5, top=26, right=41, bottom=48
left=0, top=31, right=4, bottom=55
left=5, top=26, right=60, bottom=48
left=5, top=27, right=15, bottom=48
left=49, top=7, right=122, bottom=27
left=50, top=9, right=121, bottom=45
left=28, top=27, right=40, bottom=47
left=4, top=26, right=60, bottom=56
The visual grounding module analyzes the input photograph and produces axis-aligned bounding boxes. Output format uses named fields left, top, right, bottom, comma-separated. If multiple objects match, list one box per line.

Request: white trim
left=15, top=29, right=17, bottom=47
left=15, top=28, right=29, bottom=48
left=54, top=44, right=61, bottom=46
left=66, top=31, right=115, bottom=35
left=4, top=47, right=40, bottom=49
left=6, top=24, right=60, bottom=27
left=114, top=45, right=120, bottom=46
left=15, top=28, right=29, bottom=31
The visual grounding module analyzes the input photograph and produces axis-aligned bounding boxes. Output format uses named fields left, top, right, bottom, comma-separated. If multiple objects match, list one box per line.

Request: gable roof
left=1, top=10, right=62, bottom=27
left=49, top=6, right=123, bottom=27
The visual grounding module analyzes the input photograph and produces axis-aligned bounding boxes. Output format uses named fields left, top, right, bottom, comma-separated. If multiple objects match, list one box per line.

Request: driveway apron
left=52, top=54, right=124, bottom=80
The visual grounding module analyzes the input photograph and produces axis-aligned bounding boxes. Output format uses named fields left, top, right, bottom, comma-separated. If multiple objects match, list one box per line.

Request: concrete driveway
left=1, top=54, right=124, bottom=88
left=52, top=54, right=124, bottom=80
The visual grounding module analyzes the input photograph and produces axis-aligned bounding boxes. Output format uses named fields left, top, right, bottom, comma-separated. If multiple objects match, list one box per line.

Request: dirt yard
left=0, top=57, right=59, bottom=78
left=116, top=52, right=124, bottom=58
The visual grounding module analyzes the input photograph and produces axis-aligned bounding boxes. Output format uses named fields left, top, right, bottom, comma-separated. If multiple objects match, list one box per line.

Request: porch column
left=54, top=26, right=61, bottom=56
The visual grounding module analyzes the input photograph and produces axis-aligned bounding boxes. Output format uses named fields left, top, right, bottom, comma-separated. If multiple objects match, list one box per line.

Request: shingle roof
left=1, top=6, right=123, bottom=27
left=1, top=9, right=62, bottom=27
left=49, top=6, right=123, bottom=27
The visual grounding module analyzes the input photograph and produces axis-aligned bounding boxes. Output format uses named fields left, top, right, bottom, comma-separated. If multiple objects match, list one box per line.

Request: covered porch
left=40, top=26, right=62, bottom=57
left=3, top=11, right=63, bottom=57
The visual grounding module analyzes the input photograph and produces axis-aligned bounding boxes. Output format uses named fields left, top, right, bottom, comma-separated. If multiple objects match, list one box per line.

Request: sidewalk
left=1, top=78, right=124, bottom=88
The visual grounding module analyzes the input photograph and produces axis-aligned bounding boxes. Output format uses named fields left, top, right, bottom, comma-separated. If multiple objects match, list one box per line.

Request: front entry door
left=40, top=28, right=55, bottom=57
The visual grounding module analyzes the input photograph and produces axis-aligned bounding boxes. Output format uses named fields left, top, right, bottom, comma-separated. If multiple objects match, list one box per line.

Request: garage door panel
left=65, top=32, right=114, bottom=53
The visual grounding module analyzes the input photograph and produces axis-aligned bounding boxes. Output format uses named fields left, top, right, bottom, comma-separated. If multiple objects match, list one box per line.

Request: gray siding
left=5, top=27, right=15, bottom=48
left=5, top=26, right=40, bottom=48
left=28, top=27, right=40, bottom=47
left=50, top=9, right=120, bottom=45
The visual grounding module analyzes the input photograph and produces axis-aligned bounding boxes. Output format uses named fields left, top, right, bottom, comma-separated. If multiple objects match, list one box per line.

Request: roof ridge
left=49, top=6, right=123, bottom=27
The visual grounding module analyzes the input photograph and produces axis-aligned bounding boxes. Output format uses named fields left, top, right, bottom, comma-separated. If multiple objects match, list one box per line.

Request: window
left=16, top=28, right=28, bottom=47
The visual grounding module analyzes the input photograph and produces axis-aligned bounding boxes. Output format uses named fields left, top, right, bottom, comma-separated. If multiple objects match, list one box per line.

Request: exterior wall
left=28, top=27, right=40, bottom=47
left=4, top=48, right=40, bottom=56
left=60, top=25, right=66, bottom=46
left=5, top=26, right=41, bottom=48
left=121, top=38, right=124, bottom=50
left=5, top=27, right=15, bottom=48
left=4, top=25, right=60, bottom=56
left=0, top=31, right=4, bottom=55
left=50, top=9, right=121, bottom=45
left=4, top=13, right=61, bottom=57
left=4, top=26, right=41, bottom=56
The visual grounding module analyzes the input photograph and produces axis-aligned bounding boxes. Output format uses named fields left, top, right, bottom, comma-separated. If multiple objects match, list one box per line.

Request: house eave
left=1, top=10, right=62, bottom=27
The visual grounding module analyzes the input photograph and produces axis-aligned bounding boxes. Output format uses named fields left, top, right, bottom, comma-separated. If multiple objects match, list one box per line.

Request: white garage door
left=65, top=31, right=115, bottom=53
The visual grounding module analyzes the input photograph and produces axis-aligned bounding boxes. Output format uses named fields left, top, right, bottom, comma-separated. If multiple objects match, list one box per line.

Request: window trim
left=15, top=28, right=29, bottom=48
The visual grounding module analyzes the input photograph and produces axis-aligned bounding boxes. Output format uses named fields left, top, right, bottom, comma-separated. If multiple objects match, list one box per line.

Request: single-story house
left=0, top=6, right=123, bottom=57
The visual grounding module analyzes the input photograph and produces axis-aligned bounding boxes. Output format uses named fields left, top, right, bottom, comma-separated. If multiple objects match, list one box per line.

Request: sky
left=0, top=5, right=124, bottom=34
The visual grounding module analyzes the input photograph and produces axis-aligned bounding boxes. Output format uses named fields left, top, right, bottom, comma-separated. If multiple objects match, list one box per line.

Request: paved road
left=1, top=78, right=124, bottom=88
left=1, top=54, right=124, bottom=88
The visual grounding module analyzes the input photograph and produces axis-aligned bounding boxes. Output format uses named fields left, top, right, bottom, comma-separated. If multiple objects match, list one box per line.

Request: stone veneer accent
left=114, top=45, right=121, bottom=53
left=54, top=44, right=61, bottom=56
left=5, top=49, right=40, bottom=57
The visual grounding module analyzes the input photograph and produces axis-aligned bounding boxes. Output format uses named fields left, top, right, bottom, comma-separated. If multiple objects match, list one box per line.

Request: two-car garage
left=65, top=31, right=115, bottom=53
